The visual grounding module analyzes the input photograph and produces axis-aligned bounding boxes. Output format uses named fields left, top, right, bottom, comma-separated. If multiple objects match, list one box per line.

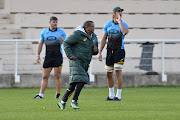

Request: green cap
left=113, top=7, right=124, bottom=12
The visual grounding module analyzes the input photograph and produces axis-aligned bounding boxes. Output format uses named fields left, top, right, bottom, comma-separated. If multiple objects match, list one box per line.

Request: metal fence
left=0, top=39, right=180, bottom=83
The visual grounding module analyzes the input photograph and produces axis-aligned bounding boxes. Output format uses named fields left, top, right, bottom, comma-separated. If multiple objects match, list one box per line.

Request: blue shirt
left=103, top=20, right=128, bottom=49
left=40, top=28, right=66, bottom=55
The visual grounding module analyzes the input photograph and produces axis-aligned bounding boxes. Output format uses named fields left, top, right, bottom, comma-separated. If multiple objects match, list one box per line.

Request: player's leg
left=115, top=69, right=122, bottom=89
left=34, top=55, right=53, bottom=98
left=53, top=54, right=63, bottom=98
left=40, top=67, right=53, bottom=95
left=114, top=69, right=122, bottom=101
left=113, top=49, right=125, bottom=101
left=105, top=50, right=115, bottom=100
left=106, top=67, right=115, bottom=100
left=34, top=67, right=52, bottom=98
left=107, top=69, right=114, bottom=88
left=54, top=67, right=62, bottom=98
left=70, top=82, right=85, bottom=109
left=57, top=83, right=76, bottom=110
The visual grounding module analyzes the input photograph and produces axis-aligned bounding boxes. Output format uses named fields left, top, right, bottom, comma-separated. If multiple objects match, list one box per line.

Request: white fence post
left=15, top=41, right=20, bottom=83
left=89, top=62, right=95, bottom=82
left=161, top=41, right=167, bottom=82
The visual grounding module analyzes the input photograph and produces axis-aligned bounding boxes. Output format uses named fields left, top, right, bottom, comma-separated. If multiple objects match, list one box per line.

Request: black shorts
left=43, top=54, right=63, bottom=68
left=106, top=49, right=125, bottom=66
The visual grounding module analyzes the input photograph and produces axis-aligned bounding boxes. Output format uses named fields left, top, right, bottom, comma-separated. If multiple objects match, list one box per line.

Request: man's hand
left=93, top=45, right=98, bottom=53
left=59, top=36, right=64, bottom=42
left=115, top=13, right=121, bottom=23
left=69, top=55, right=77, bottom=60
left=98, top=53, right=102, bottom=61
left=36, top=56, right=41, bottom=63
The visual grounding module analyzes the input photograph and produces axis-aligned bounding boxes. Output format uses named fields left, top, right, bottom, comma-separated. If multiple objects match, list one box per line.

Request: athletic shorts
left=43, top=54, right=63, bottom=68
left=106, top=49, right=125, bottom=66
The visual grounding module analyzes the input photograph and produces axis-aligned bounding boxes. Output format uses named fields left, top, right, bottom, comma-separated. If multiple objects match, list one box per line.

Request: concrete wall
left=3, top=0, right=180, bottom=39
left=0, top=73, right=180, bottom=88
left=6, top=0, right=180, bottom=13
left=13, top=14, right=180, bottom=28
left=0, top=0, right=4, bottom=9
left=13, top=14, right=180, bottom=39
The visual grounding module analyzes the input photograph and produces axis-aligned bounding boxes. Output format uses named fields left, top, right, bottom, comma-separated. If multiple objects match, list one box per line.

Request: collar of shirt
left=49, top=28, right=57, bottom=32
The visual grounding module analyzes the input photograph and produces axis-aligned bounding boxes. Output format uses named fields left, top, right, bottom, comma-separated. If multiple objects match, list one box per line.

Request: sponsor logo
left=84, top=37, right=87, bottom=41
left=109, top=29, right=119, bottom=34
left=47, top=36, right=57, bottom=40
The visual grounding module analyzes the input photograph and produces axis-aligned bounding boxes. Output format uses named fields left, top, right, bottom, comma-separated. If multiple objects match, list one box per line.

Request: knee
left=42, top=75, right=49, bottom=80
left=107, top=73, right=113, bottom=79
left=115, top=70, right=122, bottom=77
left=54, top=73, right=61, bottom=80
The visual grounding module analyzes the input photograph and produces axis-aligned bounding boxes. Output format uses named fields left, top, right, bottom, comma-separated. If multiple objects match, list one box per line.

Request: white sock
left=39, top=93, right=44, bottom=97
left=72, top=100, right=75, bottom=102
left=61, top=100, right=65, bottom=104
left=116, top=89, right=122, bottom=99
left=109, top=87, right=115, bottom=99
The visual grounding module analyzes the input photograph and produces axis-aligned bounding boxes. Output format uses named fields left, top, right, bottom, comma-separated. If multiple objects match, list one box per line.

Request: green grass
left=0, top=87, right=180, bottom=120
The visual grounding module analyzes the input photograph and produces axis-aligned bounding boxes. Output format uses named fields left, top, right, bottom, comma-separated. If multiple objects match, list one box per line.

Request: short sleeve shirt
left=103, top=20, right=128, bottom=49
left=40, top=28, right=66, bottom=56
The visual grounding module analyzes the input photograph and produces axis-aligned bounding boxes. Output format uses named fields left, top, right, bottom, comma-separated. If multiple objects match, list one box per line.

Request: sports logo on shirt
left=109, top=29, right=119, bottom=34
left=84, top=37, right=87, bottom=41
left=47, top=36, right=57, bottom=40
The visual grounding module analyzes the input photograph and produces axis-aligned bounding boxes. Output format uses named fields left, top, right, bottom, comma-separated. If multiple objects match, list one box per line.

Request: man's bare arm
left=98, top=33, right=107, bottom=61
left=36, top=41, right=43, bottom=63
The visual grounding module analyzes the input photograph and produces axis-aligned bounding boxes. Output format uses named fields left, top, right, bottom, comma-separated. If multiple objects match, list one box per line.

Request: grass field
left=0, top=86, right=180, bottom=120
